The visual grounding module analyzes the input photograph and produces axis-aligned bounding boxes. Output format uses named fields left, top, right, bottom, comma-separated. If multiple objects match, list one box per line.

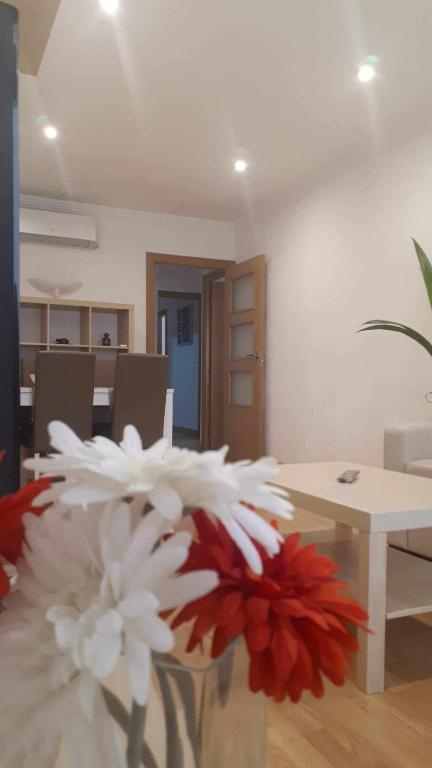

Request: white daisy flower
left=18, top=502, right=217, bottom=706
left=25, top=421, right=293, bottom=574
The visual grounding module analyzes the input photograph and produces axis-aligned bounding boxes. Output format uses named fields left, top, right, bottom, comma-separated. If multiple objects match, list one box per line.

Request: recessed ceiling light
left=99, top=0, right=119, bottom=14
left=357, top=64, right=376, bottom=83
left=43, top=125, right=58, bottom=140
left=234, top=159, right=248, bottom=173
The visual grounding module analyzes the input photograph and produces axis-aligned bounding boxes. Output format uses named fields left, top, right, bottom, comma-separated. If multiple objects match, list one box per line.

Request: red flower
left=173, top=510, right=368, bottom=703
left=0, top=475, right=51, bottom=597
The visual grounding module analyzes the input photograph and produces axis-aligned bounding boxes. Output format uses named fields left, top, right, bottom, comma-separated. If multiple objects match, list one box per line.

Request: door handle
left=246, top=352, right=265, bottom=366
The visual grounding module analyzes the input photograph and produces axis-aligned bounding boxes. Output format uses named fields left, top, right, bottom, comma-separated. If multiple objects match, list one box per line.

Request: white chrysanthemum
left=25, top=421, right=293, bottom=573
left=17, top=502, right=217, bottom=707
left=0, top=601, right=125, bottom=768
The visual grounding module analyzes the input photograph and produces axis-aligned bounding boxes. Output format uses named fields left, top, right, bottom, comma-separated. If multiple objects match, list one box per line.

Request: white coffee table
left=273, top=461, right=432, bottom=694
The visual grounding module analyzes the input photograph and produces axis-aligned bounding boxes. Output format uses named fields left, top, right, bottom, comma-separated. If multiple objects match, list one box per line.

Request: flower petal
left=117, top=590, right=160, bottom=618
left=125, top=636, right=151, bottom=706
left=233, top=504, right=282, bottom=555
left=128, top=615, right=174, bottom=653
left=156, top=570, right=218, bottom=611
left=220, top=517, right=263, bottom=575
left=133, top=544, right=188, bottom=588
left=90, top=611, right=123, bottom=678
left=48, top=420, right=85, bottom=454
left=120, top=425, right=143, bottom=454
left=148, top=485, right=183, bottom=521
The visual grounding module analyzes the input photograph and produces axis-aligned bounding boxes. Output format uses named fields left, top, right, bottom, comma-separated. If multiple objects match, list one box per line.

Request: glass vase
left=106, top=635, right=267, bottom=768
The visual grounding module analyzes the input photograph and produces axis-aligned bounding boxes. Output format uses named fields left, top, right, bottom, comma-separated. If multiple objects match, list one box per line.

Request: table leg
left=356, top=530, right=387, bottom=694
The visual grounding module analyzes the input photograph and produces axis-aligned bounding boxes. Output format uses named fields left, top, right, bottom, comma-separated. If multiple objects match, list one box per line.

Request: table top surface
left=273, top=461, right=432, bottom=533
left=21, top=386, right=112, bottom=393
left=20, top=387, right=174, bottom=392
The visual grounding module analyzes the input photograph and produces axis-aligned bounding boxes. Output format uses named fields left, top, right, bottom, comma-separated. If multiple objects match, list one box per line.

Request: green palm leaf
left=358, top=240, right=432, bottom=359
left=413, top=238, right=432, bottom=311
left=358, top=321, right=432, bottom=356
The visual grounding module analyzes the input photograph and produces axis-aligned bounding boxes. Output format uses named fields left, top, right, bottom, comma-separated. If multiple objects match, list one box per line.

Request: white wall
left=236, top=132, right=432, bottom=466
left=20, top=196, right=236, bottom=353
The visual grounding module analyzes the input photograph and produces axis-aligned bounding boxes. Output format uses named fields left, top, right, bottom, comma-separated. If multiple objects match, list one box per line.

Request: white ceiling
left=20, top=0, right=432, bottom=221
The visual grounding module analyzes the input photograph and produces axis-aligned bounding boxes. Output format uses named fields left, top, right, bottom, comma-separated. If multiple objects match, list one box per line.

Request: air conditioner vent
left=20, top=208, right=98, bottom=249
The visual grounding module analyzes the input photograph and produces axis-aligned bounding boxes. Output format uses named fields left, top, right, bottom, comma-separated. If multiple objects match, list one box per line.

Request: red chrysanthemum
left=0, top=474, right=51, bottom=597
left=173, top=510, right=368, bottom=703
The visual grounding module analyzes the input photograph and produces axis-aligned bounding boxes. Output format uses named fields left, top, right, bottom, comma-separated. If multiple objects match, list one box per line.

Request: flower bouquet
left=0, top=423, right=367, bottom=768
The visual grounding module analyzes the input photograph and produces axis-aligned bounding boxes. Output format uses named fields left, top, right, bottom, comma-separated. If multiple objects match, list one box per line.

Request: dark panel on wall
left=0, top=2, right=20, bottom=492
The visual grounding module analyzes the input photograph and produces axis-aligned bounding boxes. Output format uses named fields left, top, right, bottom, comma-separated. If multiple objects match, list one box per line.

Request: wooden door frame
left=146, top=252, right=234, bottom=352
left=146, top=252, right=235, bottom=447
left=201, top=269, right=226, bottom=450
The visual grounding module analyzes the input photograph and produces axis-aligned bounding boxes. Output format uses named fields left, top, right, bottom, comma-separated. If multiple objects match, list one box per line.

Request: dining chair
left=111, top=353, right=169, bottom=446
left=32, top=351, right=96, bottom=456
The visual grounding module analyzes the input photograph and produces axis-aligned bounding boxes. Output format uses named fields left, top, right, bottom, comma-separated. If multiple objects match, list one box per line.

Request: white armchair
left=384, top=424, right=432, bottom=557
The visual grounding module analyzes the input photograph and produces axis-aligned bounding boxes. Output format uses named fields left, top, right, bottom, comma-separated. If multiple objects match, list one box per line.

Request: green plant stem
left=127, top=701, right=147, bottom=768
left=101, top=687, right=157, bottom=768
left=155, top=666, right=184, bottom=768
left=157, top=654, right=200, bottom=768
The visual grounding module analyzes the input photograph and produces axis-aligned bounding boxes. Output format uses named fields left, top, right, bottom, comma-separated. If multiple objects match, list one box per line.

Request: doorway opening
left=146, top=252, right=266, bottom=458
left=158, top=284, right=202, bottom=449
left=146, top=253, right=233, bottom=450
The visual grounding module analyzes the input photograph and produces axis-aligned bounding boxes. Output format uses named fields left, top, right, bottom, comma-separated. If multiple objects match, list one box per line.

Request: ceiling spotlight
left=234, top=159, right=248, bottom=173
left=43, top=125, right=58, bottom=140
left=357, top=64, right=376, bottom=83
left=99, top=0, right=119, bottom=14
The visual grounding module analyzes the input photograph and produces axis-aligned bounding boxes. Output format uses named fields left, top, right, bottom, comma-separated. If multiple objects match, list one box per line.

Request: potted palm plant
left=359, top=239, right=432, bottom=357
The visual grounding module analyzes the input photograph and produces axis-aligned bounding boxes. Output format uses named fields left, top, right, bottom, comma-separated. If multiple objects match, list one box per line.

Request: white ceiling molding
left=9, top=0, right=61, bottom=75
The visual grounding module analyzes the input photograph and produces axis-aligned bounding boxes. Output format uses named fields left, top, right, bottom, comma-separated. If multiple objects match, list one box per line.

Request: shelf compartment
left=20, top=302, right=48, bottom=345
left=92, top=308, right=118, bottom=347
left=311, top=535, right=432, bottom=620
left=49, top=304, right=90, bottom=346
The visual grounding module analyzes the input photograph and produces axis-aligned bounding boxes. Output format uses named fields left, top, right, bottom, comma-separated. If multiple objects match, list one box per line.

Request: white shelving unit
left=20, top=297, right=134, bottom=384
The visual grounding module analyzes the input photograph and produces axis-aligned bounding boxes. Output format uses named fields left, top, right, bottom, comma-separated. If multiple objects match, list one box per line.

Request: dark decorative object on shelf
left=102, top=332, right=112, bottom=347
left=177, top=305, right=193, bottom=345
left=55, top=338, right=70, bottom=345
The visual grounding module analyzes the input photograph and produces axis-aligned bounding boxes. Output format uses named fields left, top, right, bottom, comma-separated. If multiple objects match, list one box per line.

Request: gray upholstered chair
left=33, top=351, right=96, bottom=454
left=384, top=423, right=432, bottom=557
left=111, top=353, right=169, bottom=446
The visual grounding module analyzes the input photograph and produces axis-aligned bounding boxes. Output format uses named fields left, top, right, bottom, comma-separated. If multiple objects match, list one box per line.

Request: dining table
left=20, top=386, right=174, bottom=445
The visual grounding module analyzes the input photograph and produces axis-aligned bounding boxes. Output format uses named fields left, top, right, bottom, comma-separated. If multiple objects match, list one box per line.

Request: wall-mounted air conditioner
left=20, top=208, right=98, bottom=249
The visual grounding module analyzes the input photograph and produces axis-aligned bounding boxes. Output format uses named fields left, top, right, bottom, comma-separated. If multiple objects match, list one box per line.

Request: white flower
left=19, top=501, right=217, bottom=706
left=25, top=421, right=293, bottom=573
left=0, top=600, right=126, bottom=768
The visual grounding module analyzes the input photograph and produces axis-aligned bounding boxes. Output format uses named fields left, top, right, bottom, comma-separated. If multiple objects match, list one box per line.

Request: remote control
left=337, top=469, right=360, bottom=484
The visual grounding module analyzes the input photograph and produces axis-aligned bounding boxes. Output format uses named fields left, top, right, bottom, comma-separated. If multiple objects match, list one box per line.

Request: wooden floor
left=267, top=509, right=432, bottom=767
